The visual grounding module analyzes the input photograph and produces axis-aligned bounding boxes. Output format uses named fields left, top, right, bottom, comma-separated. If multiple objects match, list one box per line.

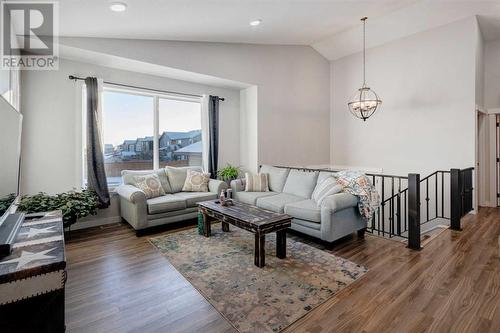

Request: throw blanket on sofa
left=335, top=171, right=380, bottom=220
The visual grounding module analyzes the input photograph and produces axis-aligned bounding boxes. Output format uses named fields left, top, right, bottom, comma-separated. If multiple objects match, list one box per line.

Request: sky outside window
left=159, top=98, right=201, bottom=132
left=102, top=90, right=154, bottom=146
left=102, top=91, right=202, bottom=147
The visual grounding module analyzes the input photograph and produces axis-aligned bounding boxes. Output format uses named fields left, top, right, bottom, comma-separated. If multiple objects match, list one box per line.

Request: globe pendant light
left=348, top=17, right=382, bottom=121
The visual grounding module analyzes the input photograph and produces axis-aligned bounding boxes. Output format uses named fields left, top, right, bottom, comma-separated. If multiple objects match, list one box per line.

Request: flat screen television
left=0, top=95, right=22, bottom=224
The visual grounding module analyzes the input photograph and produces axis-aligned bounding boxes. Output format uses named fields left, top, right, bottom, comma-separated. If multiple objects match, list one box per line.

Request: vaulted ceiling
left=56, top=0, right=417, bottom=46
left=18, top=0, right=500, bottom=60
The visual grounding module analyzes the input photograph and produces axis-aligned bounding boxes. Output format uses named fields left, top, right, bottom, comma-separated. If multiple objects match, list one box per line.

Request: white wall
left=474, top=17, right=485, bottom=211
left=20, top=58, right=240, bottom=195
left=475, top=18, right=484, bottom=108
left=484, top=39, right=500, bottom=109
left=239, top=86, right=258, bottom=173
left=58, top=38, right=331, bottom=171
left=331, top=17, right=478, bottom=176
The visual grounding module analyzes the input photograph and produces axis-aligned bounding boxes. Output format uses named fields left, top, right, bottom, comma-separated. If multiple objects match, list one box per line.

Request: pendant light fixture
left=348, top=17, right=382, bottom=121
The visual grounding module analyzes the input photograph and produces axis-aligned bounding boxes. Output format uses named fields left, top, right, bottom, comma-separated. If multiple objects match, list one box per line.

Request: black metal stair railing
left=370, top=170, right=450, bottom=239
left=367, top=173, right=408, bottom=238
left=369, top=168, right=474, bottom=249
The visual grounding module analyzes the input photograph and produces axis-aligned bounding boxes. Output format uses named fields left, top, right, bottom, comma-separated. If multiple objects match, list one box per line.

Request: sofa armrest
left=208, top=179, right=228, bottom=194
left=116, top=184, right=148, bottom=231
left=230, top=178, right=246, bottom=193
left=116, top=184, right=147, bottom=204
left=320, top=193, right=358, bottom=213
left=319, top=193, right=364, bottom=242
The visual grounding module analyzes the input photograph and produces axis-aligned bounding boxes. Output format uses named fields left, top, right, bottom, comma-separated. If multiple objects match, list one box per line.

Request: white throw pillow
left=245, top=173, right=269, bottom=192
left=182, top=169, right=210, bottom=192
left=132, top=174, right=166, bottom=199
left=312, top=176, right=343, bottom=206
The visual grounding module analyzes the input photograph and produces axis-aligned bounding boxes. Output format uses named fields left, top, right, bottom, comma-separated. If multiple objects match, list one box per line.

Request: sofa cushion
left=259, top=165, right=289, bottom=192
left=284, top=199, right=321, bottom=223
left=282, top=169, right=319, bottom=199
left=312, top=177, right=343, bottom=206
left=182, top=169, right=210, bottom=192
left=147, top=195, right=187, bottom=214
left=292, top=218, right=321, bottom=231
left=165, top=166, right=203, bottom=193
left=256, top=193, right=303, bottom=213
left=317, top=171, right=336, bottom=185
left=234, top=191, right=278, bottom=205
left=122, top=169, right=172, bottom=193
left=173, top=192, right=217, bottom=207
left=146, top=207, right=198, bottom=220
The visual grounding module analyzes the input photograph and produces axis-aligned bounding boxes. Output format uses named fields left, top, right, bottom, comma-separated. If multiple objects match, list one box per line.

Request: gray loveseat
left=231, top=165, right=366, bottom=243
left=116, top=166, right=227, bottom=235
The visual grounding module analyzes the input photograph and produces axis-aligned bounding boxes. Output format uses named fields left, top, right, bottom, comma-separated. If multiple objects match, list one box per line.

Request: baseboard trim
left=70, top=216, right=122, bottom=231
left=479, top=201, right=497, bottom=208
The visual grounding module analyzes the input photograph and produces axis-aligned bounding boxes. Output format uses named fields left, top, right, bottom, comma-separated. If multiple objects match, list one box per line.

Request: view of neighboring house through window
left=98, top=86, right=203, bottom=188
left=158, top=98, right=202, bottom=168
left=102, top=90, right=154, bottom=187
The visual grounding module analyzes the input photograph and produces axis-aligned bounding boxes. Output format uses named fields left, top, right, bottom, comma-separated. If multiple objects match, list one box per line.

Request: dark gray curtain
left=85, top=77, right=110, bottom=208
left=208, top=95, right=220, bottom=177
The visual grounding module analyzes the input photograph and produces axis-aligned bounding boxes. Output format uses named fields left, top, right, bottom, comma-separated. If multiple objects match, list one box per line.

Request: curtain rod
left=68, top=75, right=225, bottom=101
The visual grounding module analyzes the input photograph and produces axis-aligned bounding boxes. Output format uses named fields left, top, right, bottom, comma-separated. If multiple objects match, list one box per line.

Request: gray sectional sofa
left=116, top=166, right=227, bottom=234
left=231, top=165, right=366, bottom=242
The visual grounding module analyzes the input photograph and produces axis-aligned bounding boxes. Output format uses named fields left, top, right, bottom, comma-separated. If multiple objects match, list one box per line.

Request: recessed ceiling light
left=109, top=2, right=127, bottom=12
left=250, top=19, right=262, bottom=27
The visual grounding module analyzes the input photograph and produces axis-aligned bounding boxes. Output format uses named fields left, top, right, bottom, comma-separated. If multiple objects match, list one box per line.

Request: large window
left=93, top=86, right=203, bottom=188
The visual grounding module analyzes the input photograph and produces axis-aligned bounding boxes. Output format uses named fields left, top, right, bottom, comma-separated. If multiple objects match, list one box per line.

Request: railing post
left=397, top=179, right=402, bottom=236
left=407, top=173, right=421, bottom=250
left=450, top=168, right=462, bottom=231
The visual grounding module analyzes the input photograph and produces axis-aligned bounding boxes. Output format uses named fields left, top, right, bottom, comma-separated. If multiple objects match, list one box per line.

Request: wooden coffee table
left=198, top=200, right=292, bottom=268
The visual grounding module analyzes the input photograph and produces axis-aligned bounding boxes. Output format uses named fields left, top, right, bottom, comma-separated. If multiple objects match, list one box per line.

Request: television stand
left=0, top=211, right=66, bottom=333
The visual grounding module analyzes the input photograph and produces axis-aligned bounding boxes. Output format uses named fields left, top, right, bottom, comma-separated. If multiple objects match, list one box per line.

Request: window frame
left=82, top=84, right=203, bottom=190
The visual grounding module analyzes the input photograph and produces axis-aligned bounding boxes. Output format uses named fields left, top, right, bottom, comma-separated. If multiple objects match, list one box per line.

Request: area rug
left=149, top=226, right=367, bottom=333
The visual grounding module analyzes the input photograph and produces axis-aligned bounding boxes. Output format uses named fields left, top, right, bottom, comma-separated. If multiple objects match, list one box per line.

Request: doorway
left=476, top=109, right=497, bottom=208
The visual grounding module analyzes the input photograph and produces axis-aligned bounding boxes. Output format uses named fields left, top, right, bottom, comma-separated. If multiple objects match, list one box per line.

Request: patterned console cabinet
left=0, top=211, right=66, bottom=333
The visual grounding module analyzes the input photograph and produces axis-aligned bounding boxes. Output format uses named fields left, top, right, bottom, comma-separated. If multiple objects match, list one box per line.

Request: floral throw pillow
left=133, top=174, right=166, bottom=199
left=182, top=169, right=210, bottom=192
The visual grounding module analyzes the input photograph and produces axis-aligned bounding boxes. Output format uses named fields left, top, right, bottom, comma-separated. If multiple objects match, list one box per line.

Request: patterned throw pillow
left=133, top=174, right=166, bottom=199
left=245, top=173, right=269, bottom=192
left=182, top=169, right=210, bottom=192
left=312, top=176, right=343, bottom=206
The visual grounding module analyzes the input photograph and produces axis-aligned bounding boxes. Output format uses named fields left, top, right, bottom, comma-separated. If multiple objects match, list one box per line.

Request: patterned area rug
left=150, top=226, right=367, bottom=333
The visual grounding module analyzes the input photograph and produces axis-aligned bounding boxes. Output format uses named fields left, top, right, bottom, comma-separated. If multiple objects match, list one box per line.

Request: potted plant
left=17, top=189, right=99, bottom=228
left=216, top=164, right=241, bottom=186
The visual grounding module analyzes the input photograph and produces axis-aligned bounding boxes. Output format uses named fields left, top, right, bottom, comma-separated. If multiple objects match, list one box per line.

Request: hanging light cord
left=362, top=17, right=367, bottom=86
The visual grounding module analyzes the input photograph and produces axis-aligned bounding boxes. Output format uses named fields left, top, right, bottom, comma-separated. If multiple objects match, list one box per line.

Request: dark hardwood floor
left=65, top=207, right=500, bottom=333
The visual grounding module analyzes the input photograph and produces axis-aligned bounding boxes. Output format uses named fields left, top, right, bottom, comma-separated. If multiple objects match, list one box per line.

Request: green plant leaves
left=216, top=163, right=241, bottom=181
left=17, top=189, right=99, bottom=227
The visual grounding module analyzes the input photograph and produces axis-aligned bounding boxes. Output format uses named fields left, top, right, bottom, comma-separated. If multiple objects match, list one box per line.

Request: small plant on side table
left=216, top=164, right=241, bottom=185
